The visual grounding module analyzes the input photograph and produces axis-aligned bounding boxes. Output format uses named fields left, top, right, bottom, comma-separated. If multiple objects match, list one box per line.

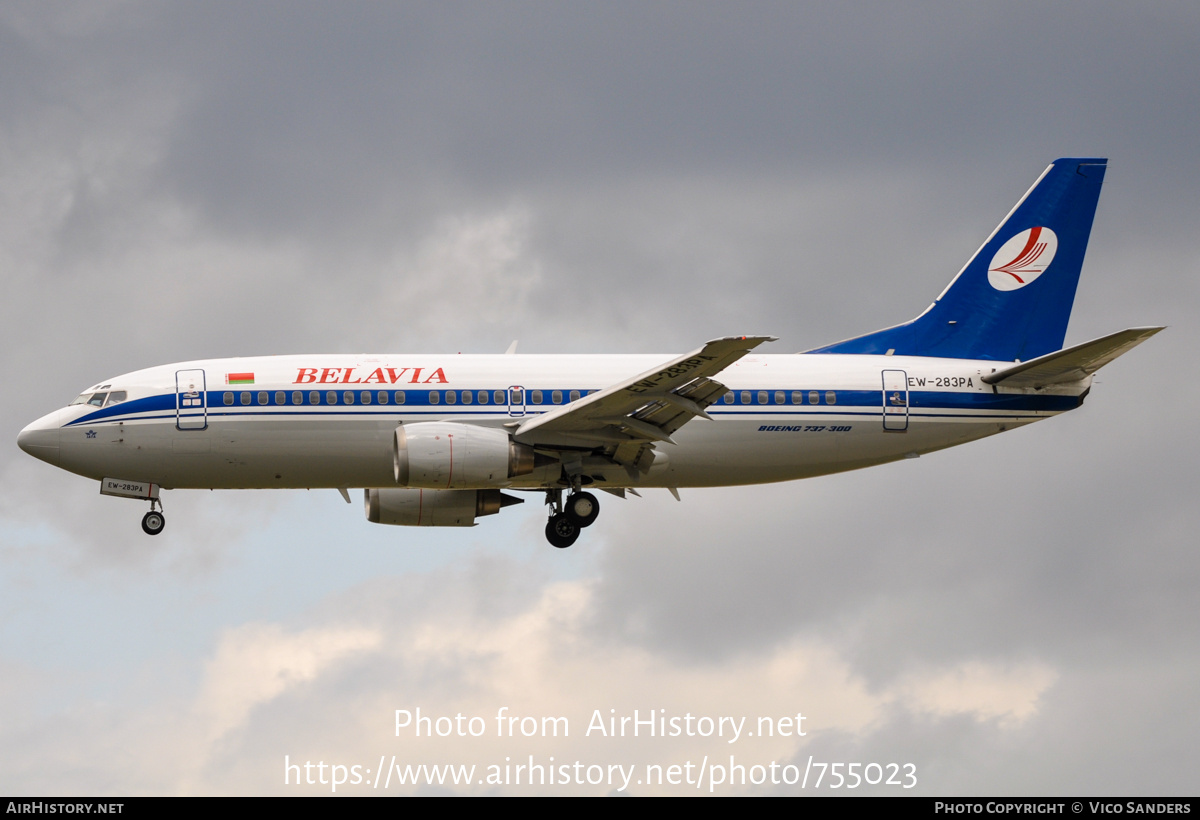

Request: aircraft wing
left=981, top=327, right=1164, bottom=389
left=511, top=336, right=775, bottom=469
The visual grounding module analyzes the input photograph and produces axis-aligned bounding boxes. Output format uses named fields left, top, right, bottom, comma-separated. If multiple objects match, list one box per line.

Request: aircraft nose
left=17, top=418, right=61, bottom=467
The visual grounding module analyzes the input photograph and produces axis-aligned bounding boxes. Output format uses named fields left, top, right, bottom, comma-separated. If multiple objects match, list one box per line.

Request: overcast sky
left=2, top=2, right=1197, bottom=795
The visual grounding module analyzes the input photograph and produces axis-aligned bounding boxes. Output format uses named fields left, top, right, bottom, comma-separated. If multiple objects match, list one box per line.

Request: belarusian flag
left=226, top=372, right=255, bottom=385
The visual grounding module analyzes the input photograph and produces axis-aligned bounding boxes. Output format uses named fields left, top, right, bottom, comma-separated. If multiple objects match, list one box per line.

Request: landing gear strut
left=141, top=499, right=165, bottom=536
left=543, top=489, right=600, bottom=548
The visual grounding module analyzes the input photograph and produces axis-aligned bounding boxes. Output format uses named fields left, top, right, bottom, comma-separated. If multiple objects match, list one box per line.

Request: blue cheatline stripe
left=63, top=386, right=1077, bottom=427
left=909, top=390, right=1079, bottom=412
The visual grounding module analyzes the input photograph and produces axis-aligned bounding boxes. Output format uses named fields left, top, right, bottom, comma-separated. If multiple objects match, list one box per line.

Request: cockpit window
left=71, top=390, right=129, bottom=408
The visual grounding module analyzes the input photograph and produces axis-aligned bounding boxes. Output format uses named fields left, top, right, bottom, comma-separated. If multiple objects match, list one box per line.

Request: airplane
left=17, top=157, right=1163, bottom=548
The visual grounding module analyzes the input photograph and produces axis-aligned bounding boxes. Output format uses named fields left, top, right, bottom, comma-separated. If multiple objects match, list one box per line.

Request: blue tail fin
left=810, top=158, right=1107, bottom=362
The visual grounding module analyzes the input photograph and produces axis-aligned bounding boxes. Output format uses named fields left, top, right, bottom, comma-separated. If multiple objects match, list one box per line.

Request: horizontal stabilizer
left=981, top=327, right=1164, bottom=389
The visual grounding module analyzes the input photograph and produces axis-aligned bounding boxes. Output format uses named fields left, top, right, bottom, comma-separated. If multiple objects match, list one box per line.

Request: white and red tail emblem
left=987, top=226, right=1058, bottom=291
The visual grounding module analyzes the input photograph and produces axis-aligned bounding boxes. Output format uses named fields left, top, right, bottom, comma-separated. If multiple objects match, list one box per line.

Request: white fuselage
left=18, top=352, right=1085, bottom=492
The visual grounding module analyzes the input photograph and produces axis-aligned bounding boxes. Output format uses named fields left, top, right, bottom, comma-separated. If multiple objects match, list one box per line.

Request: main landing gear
left=141, top=499, right=165, bottom=536
left=544, top=490, right=599, bottom=549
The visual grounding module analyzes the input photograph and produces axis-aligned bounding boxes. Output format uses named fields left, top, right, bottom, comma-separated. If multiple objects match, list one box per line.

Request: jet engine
left=364, top=488, right=523, bottom=527
left=394, top=422, right=534, bottom=488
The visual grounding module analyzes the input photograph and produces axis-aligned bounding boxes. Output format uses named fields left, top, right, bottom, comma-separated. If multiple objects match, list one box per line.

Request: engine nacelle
left=364, top=488, right=522, bottom=527
left=394, top=422, right=534, bottom=488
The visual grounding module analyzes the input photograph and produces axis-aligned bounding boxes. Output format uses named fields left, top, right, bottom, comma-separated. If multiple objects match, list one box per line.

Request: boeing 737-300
left=17, top=158, right=1162, bottom=548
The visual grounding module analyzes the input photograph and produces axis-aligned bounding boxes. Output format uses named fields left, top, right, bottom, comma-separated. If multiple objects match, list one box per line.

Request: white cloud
left=892, top=660, right=1057, bottom=727
left=151, top=573, right=1060, bottom=795
left=196, top=622, right=383, bottom=744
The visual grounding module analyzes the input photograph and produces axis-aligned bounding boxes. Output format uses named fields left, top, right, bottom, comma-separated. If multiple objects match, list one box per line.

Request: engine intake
left=394, top=422, right=534, bottom=488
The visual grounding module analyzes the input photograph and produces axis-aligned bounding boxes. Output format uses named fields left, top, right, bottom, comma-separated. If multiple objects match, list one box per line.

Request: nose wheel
left=141, top=500, right=165, bottom=536
left=544, top=490, right=600, bottom=548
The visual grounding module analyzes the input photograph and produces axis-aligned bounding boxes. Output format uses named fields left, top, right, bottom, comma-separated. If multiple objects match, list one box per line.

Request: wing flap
left=981, top=327, right=1164, bottom=389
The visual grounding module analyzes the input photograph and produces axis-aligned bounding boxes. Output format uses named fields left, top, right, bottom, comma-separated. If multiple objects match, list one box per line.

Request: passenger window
left=740, top=391, right=750, bottom=404
left=723, top=393, right=734, bottom=404
left=511, top=389, right=522, bottom=404
left=361, top=391, right=371, bottom=405
left=825, top=391, right=837, bottom=405
left=792, top=391, right=803, bottom=405
left=343, top=391, right=354, bottom=405
left=224, top=392, right=234, bottom=406
left=757, top=391, right=767, bottom=405
left=809, top=391, right=819, bottom=405
left=531, top=390, right=543, bottom=404
left=240, top=392, right=250, bottom=405
left=326, top=391, right=337, bottom=405
left=395, top=391, right=406, bottom=405
left=462, top=391, right=472, bottom=405
left=275, top=391, right=285, bottom=405
left=478, top=391, right=489, bottom=405
left=378, top=391, right=388, bottom=405
left=429, top=391, right=440, bottom=405
left=494, top=390, right=505, bottom=404
left=552, top=390, right=562, bottom=404
left=292, top=391, right=302, bottom=405
left=446, top=391, right=456, bottom=405
left=309, top=391, right=320, bottom=405
left=569, top=390, right=580, bottom=402
left=775, top=391, right=785, bottom=405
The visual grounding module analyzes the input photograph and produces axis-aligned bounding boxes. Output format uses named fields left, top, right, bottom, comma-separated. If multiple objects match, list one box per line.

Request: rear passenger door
left=882, top=369, right=908, bottom=432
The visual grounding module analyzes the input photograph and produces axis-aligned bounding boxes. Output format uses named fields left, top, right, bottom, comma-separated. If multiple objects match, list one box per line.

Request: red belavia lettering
left=293, top=367, right=449, bottom=385
left=18, top=159, right=1163, bottom=548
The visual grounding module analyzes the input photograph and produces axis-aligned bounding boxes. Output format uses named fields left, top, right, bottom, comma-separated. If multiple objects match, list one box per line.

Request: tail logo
left=987, top=226, right=1058, bottom=291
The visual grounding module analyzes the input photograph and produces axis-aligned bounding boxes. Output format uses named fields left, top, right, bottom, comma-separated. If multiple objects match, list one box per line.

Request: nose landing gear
left=98, top=478, right=165, bottom=536
left=544, top=489, right=600, bottom=548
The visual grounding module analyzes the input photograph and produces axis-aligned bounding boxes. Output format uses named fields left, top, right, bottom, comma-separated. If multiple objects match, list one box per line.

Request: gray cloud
left=1, top=2, right=1195, bottom=795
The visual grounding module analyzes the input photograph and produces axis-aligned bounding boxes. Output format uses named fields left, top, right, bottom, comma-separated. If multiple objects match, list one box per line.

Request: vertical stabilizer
left=810, top=158, right=1107, bottom=361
